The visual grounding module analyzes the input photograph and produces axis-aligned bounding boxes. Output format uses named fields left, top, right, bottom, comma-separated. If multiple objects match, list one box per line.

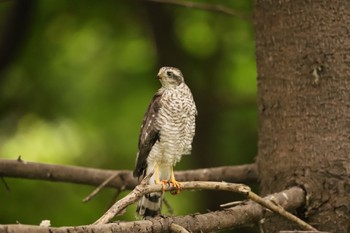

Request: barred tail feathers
left=136, top=163, right=171, bottom=218
left=136, top=192, right=163, bottom=218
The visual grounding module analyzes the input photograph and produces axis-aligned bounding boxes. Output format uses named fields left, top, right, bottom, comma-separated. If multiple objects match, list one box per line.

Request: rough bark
left=0, top=187, right=306, bottom=233
left=254, top=1, right=350, bottom=232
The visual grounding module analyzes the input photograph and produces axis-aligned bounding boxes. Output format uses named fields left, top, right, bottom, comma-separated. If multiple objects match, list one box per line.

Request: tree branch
left=82, top=173, right=122, bottom=202
left=146, top=0, right=251, bottom=21
left=94, top=181, right=250, bottom=225
left=0, top=187, right=308, bottom=233
left=93, top=181, right=316, bottom=231
left=0, top=158, right=136, bottom=189
left=0, top=159, right=258, bottom=189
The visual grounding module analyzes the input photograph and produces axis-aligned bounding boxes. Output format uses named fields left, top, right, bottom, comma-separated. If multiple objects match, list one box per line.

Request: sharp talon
left=155, top=165, right=182, bottom=194
left=169, top=180, right=182, bottom=195
left=155, top=180, right=168, bottom=193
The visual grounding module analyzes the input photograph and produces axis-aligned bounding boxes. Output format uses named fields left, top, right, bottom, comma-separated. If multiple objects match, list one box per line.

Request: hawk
left=133, top=67, right=197, bottom=218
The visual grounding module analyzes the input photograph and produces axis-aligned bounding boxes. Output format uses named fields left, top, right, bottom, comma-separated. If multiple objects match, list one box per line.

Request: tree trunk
left=254, top=1, right=350, bottom=232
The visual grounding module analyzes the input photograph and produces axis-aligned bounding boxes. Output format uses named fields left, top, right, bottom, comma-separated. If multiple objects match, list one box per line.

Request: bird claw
left=168, top=179, right=182, bottom=195
left=154, top=165, right=181, bottom=194
left=157, top=180, right=168, bottom=192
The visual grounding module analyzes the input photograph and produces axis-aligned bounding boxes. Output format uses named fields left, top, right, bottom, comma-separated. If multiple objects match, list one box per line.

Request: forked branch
left=93, top=181, right=317, bottom=231
left=0, top=186, right=315, bottom=233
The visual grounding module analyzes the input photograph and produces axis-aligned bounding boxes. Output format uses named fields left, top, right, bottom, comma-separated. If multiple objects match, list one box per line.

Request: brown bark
left=0, top=187, right=306, bottom=233
left=94, top=181, right=315, bottom=230
left=254, top=0, right=350, bottom=232
left=0, top=159, right=258, bottom=189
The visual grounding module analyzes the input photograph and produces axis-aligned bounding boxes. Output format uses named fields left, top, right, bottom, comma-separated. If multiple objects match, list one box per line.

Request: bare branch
left=247, top=192, right=317, bottom=231
left=146, top=0, right=251, bottom=21
left=0, top=176, right=10, bottom=191
left=94, top=181, right=250, bottom=225
left=0, top=158, right=136, bottom=189
left=93, top=181, right=315, bottom=231
left=176, top=164, right=258, bottom=183
left=0, top=187, right=308, bottom=233
left=0, top=159, right=258, bottom=189
left=163, top=197, right=174, bottom=215
left=82, top=173, right=121, bottom=203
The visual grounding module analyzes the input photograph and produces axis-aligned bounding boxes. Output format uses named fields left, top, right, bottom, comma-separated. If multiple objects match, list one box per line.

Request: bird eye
left=166, top=71, right=173, bottom=77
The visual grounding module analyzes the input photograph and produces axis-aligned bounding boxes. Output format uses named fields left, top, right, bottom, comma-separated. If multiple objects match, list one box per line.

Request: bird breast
left=149, top=83, right=196, bottom=166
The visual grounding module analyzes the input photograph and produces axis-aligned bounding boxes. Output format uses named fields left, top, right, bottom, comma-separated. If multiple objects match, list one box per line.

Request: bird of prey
left=133, top=67, right=197, bottom=218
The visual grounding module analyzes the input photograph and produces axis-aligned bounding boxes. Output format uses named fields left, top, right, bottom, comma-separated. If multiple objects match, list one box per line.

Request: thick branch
left=0, top=159, right=258, bottom=189
left=0, top=159, right=136, bottom=189
left=0, top=187, right=306, bottom=233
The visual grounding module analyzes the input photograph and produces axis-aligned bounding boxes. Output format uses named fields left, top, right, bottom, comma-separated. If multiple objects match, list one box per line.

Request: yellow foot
left=154, top=163, right=168, bottom=192
left=169, top=167, right=181, bottom=195
left=169, top=179, right=181, bottom=195
left=158, top=180, right=168, bottom=192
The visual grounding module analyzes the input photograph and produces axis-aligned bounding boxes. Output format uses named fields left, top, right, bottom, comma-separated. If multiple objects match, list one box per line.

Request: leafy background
left=0, top=0, right=256, bottom=229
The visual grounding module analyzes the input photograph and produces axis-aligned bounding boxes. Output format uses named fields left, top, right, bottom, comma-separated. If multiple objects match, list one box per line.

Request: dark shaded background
left=0, top=0, right=256, bottom=228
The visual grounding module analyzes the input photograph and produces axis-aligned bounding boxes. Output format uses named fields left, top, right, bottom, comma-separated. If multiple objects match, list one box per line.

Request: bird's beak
left=157, top=71, right=163, bottom=80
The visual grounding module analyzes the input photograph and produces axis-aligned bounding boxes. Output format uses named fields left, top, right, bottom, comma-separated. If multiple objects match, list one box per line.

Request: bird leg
left=154, top=163, right=167, bottom=192
left=169, top=166, right=181, bottom=195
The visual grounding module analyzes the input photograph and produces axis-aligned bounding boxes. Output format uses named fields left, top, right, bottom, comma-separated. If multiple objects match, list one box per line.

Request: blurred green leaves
left=0, top=0, right=256, bottom=227
left=1, top=115, right=83, bottom=163
left=176, top=17, right=218, bottom=58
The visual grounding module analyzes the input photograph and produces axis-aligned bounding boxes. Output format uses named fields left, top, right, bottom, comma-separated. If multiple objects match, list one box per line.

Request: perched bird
left=133, top=67, right=197, bottom=218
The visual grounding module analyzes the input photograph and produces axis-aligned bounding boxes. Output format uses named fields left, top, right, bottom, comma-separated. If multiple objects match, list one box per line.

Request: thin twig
left=163, top=197, right=174, bottom=215
left=82, top=173, right=120, bottom=203
left=146, top=0, right=251, bottom=21
left=170, top=223, right=190, bottom=233
left=93, top=181, right=317, bottom=231
left=220, top=200, right=246, bottom=208
left=0, top=176, right=10, bottom=191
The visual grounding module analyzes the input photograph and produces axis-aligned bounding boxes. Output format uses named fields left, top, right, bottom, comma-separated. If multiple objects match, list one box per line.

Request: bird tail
left=136, top=192, right=163, bottom=219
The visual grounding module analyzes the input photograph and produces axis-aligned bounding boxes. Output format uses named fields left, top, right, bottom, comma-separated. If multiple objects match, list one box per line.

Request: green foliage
left=0, top=0, right=255, bottom=227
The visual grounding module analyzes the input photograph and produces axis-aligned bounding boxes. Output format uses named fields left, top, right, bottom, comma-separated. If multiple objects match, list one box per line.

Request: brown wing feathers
left=133, top=93, right=162, bottom=178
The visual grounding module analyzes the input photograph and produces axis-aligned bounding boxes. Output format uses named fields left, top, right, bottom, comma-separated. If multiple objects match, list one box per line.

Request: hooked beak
left=156, top=71, right=163, bottom=80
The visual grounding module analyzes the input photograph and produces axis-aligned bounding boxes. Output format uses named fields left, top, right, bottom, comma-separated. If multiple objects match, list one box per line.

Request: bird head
left=157, top=67, right=184, bottom=88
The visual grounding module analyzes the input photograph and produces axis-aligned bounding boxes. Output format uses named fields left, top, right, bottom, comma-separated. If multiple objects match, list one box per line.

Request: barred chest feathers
left=149, top=82, right=197, bottom=166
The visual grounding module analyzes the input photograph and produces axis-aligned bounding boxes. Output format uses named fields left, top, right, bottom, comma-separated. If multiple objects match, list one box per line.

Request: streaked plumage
left=133, top=67, right=197, bottom=218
